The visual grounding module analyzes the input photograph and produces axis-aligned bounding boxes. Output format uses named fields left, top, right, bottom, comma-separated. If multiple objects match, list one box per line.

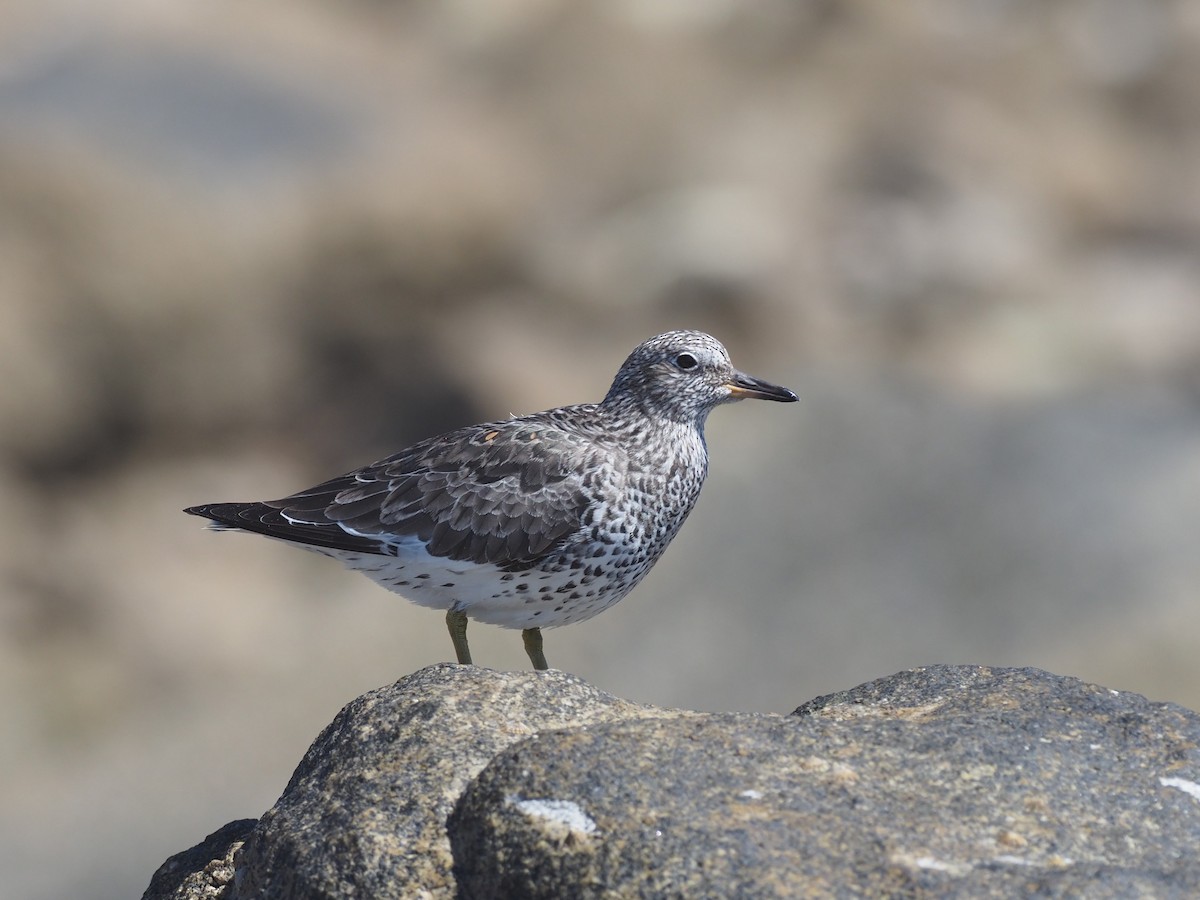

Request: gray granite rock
left=144, top=665, right=1200, bottom=898
left=450, top=666, right=1200, bottom=898
left=230, top=664, right=675, bottom=899
left=141, top=819, right=255, bottom=900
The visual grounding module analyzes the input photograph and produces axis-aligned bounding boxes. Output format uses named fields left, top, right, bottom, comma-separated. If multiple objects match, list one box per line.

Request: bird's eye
left=674, top=352, right=698, bottom=370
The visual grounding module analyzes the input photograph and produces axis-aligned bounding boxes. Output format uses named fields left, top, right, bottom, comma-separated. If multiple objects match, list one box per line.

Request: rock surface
left=231, top=665, right=674, bottom=899
left=142, top=819, right=255, bottom=900
left=144, top=665, right=1200, bottom=899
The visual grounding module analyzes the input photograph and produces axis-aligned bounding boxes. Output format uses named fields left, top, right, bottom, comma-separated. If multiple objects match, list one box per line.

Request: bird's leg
left=446, top=610, right=472, bottom=665
left=522, top=627, right=549, bottom=670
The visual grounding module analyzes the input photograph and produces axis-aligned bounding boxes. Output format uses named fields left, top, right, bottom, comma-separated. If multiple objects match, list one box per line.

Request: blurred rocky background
left=1, top=1, right=1198, bottom=898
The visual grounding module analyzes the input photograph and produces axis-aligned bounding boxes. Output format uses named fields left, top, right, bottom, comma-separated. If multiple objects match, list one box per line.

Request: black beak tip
left=759, top=385, right=798, bottom=403
left=729, top=373, right=799, bottom=403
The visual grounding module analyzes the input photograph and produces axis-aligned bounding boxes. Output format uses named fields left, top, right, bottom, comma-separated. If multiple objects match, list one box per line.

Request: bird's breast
left=593, top=435, right=707, bottom=554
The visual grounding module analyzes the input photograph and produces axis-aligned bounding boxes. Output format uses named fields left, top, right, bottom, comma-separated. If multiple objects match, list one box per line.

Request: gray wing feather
left=260, top=417, right=605, bottom=566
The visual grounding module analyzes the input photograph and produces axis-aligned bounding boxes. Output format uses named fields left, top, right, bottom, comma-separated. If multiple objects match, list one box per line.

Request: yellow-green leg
left=522, top=627, right=549, bottom=670
left=446, top=610, right=472, bottom=665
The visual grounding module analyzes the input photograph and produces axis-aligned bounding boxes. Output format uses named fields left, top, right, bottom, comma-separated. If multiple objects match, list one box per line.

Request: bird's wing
left=198, top=418, right=612, bottom=566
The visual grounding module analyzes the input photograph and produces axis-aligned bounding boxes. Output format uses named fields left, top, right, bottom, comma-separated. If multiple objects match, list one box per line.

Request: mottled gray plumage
left=186, top=330, right=796, bottom=669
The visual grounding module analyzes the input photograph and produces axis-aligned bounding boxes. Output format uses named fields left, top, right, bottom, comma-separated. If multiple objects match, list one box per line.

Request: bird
left=185, top=330, right=797, bottom=670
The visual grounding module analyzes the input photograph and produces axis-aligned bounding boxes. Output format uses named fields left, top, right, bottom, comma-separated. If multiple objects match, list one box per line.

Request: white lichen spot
left=1160, top=776, right=1200, bottom=803
left=890, top=851, right=972, bottom=876
left=994, top=854, right=1034, bottom=867
left=911, top=855, right=972, bottom=875
left=915, top=857, right=953, bottom=872
left=738, top=789, right=764, bottom=800
left=508, top=796, right=597, bottom=836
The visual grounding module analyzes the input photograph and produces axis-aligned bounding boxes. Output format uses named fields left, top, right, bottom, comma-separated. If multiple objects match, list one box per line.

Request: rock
left=141, top=818, right=255, bottom=900
left=143, top=665, right=1200, bottom=898
left=449, top=712, right=820, bottom=898
left=451, top=665, right=1200, bottom=898
left=232, top=664, right=676, bottom=899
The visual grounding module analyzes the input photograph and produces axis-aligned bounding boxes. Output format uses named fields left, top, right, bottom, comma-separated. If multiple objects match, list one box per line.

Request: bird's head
left=602, top=330, right=797, bottom=425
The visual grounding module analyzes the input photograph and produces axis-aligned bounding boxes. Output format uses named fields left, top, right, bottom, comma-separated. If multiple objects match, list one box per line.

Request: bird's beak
left=725, top=371, right=798, bottom=403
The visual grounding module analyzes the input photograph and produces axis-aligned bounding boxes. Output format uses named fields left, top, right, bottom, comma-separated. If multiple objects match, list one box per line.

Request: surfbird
left=185, top=330, right=797, bottom=670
